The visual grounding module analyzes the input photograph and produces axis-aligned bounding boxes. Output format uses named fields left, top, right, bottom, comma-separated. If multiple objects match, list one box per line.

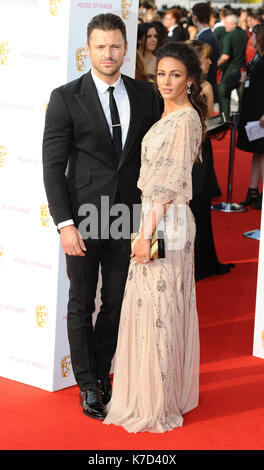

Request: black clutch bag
left=131, top=230, right=165, bottom=260
left=206, top=113, right=229, bottom=139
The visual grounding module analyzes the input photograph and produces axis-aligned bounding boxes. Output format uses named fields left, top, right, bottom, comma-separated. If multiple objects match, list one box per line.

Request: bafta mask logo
left=0, top=145, right=7, bottom=168
left=121, top=0, right=133, bottom=20
left=75, top=47, right=87, bottom=72
left=40, top=203, right=51, bottom=227
left=0, top=42, right=10, bottom=65
left=61, top=355, right=72, bottom=378
left=35, top=305, right=48, bottom=328
left=49, top=0, right=62, bottom=16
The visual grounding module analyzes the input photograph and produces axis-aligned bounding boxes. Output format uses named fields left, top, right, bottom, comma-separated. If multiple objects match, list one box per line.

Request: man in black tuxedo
left=192, top=2, right=220, bottom=103
left=163, top=8, right=189, bottom=42
left=42, top=13, right=160, bottom=420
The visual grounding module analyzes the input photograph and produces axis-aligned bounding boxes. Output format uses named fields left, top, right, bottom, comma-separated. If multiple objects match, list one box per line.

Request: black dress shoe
left=98, top=376, right=112, bottom=405
left=79, top=389, right=107, bottom=420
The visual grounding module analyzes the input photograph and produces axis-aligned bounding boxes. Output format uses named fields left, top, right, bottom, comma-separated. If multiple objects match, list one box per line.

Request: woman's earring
left=187, top=83, right=192, bottom=95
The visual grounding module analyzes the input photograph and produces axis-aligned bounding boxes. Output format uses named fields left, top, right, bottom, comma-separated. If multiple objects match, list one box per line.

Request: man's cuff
left=57, top=219, right=74, bottom=229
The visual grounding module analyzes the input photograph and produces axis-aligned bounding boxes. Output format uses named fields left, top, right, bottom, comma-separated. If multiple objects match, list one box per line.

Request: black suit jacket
left=167, top=25, right=189, bottom=42
left=42, top=71, right=160, bottom=236
left=198, top=28, right=220, bottom=101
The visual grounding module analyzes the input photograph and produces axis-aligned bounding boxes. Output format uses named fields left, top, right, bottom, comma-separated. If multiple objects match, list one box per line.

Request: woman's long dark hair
left=137, top=22, right=159, bottom=57
left=253, top=23, right=264, bottom=56
left=156, top=41, right=208, bottom=143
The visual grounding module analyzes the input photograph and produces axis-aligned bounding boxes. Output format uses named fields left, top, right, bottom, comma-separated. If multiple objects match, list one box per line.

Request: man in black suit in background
left=42, top=14, right=160, bottom=420
left=163, top=8, right=189, bottom=42
left=192, top=2, right=220, bottom=103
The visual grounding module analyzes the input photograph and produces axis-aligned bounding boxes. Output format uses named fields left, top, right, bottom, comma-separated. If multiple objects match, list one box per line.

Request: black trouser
left=218, top=67, right=241, bottom=121
left=66, top=236, right=131, bottom=391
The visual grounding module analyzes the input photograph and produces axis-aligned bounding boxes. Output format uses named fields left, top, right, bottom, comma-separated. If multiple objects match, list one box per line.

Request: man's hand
left=240, top=70, right=247, bottom=84
left=259, top=115, right=264, bottom=128
left=60, top=225, right=86, bottom=256
left=217, top=54, right=229, bottom=67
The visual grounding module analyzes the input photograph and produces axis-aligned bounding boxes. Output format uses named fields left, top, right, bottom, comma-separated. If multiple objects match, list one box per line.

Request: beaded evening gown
left=103, top=107, right=202, bottom=433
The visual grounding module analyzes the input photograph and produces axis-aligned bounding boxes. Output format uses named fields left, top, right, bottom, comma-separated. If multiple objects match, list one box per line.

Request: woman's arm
left=131, top=201, right=172, bottom=264
left=202, top=81, right=214, bottom=118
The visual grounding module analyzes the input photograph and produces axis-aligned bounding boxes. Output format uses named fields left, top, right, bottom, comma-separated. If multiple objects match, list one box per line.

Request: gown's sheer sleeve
left=152, top=112, right=199, bottom=206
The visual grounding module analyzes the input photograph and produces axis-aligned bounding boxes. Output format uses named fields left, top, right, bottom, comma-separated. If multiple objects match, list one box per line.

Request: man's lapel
left=118, top=75, right=143, bottom=171
left=74, top=71, right=118, bottom=168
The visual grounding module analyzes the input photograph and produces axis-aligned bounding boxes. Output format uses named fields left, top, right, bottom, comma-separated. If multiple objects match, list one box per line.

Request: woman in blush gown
left=103, top=42, right=207, bottom=433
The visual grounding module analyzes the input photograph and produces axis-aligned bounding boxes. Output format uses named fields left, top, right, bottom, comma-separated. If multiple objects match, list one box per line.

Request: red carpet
left=1, top=130, right=263, bottom=451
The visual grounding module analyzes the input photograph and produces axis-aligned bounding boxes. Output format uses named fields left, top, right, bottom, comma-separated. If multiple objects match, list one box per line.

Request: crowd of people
left=136, top=1, right=264, bottom=211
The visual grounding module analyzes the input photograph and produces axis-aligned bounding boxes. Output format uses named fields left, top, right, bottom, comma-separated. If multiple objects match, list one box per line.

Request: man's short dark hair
left=249, top=12, right=263, bottom=23
left=192, top=2, right=211, bottom=24
left=140, top=1, right=153, bottom=10
left=220, top=6, right=233, bottom=17
left=87, top=13, right=127, bottom=43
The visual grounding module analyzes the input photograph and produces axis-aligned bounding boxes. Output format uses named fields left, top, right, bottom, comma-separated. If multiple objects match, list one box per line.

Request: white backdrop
left=0, top=0, right=139, bottom=392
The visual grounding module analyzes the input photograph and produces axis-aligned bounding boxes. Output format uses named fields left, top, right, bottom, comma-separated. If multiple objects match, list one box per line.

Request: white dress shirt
left=58, top=68, right=130, bottom=230
left=91, top=69, right=130, bottom=147
left=213, top=20, right=224, bottom=31
left=167, top=24, right=178, bottom=37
